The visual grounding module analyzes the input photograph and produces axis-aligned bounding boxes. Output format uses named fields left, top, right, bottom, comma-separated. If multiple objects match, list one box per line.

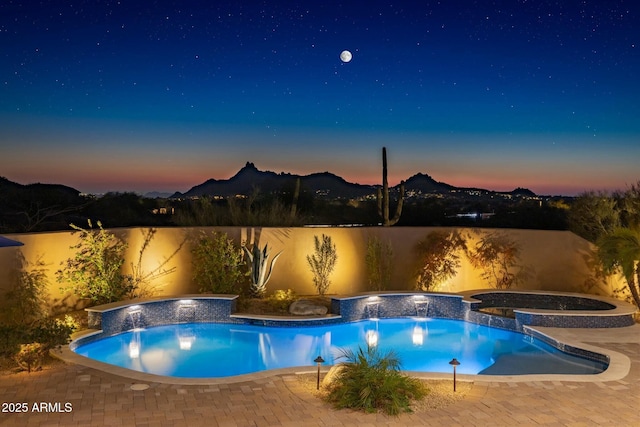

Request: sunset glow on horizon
left=1, top=1, right=638, bottom=196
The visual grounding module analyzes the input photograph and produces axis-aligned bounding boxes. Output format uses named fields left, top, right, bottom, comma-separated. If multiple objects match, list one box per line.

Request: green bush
left=14, top=343, right=46, bottom=373
left=0, top=324, right=26, bottom=358
left=324, top=346, right=428, bottom=415
left=0, top=316, right=76, bottom=369
left=192, top=231, right=246, bottom=294
left=365, top=236, right=393, bottom=291
left=29, top=315, right=78, bottom=350
left=57, top=220, right=133, bottom=304
left=2, top=255, right=49, bottom=326
left=306, top=234, right=338, bottom=296
left=266, top=289, right=297, bottom=311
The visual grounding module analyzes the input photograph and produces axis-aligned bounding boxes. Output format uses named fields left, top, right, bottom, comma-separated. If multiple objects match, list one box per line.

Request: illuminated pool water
left=73, top=318, right=607, bottom=378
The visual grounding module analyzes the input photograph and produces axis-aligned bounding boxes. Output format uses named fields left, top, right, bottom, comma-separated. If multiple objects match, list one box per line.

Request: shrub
left=266, top=289, right=297, bottom=311
left=365, top=236, right=393, bottom=291
left=14, top=343, right=46, bottom=373
left=0, top=316, right=76, bottom=368
left=0, top=324, right=26, bottom=358
left=57, top=220, right=133, bottom=304
left=29, top=315, right=78, bottom=350
left=324, top=346, right=428, bottom=415
left=192, top=231, right=246, bottom=294
left=2, top=254, right=49, bottom=326
left=306, top=234, right=338, bottom=296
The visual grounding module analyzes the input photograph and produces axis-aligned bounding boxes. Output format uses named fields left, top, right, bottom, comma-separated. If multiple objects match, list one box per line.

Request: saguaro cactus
left=290, top=177, right=300, bottom=219
left=377, top=147, right=405, bottom=226
left=243, top=243, right=282, bottom=298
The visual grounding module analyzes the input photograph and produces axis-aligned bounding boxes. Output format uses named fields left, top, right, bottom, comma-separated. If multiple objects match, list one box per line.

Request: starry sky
left=1, top=1, right=638, bottom=196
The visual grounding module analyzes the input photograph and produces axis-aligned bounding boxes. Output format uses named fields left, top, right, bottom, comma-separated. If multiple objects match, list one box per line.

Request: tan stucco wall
left=0, top=226, right=627, bottom=311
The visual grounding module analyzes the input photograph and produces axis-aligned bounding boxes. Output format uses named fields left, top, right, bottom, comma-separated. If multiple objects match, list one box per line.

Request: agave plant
left=243, top=243, right=282, bottom=298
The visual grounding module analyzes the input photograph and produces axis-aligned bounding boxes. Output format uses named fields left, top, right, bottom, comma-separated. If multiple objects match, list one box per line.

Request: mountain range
left=1, top=164, right=536, bottom=201
left=169, top=162, right=536, bottom=199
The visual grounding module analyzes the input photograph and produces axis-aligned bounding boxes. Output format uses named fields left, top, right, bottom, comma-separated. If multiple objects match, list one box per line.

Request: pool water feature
left=73, top=318, right=606, bottom=378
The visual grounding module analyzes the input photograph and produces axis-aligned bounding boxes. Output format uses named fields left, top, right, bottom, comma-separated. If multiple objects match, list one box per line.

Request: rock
left=322, top=365, right=344, bottom=387
left=289, top=299, right=329, bottom=316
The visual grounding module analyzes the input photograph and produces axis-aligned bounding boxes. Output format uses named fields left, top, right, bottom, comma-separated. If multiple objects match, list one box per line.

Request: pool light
left=129, top=336, right=140, bottom=358
left=412, top=326, right=423, bottom=345
left=365, top=330, right=378, bottom=347
left=179, top=336, right=195, bottom=350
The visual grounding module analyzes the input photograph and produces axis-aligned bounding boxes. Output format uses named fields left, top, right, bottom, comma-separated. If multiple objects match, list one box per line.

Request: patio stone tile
left=2, top=340, right=639, bottom=426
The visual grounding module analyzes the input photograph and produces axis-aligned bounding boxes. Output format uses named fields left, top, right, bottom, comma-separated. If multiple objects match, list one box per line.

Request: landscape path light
left=314, top=355, right=325, bottom=390
left=449, top=358, right=460, bottom=392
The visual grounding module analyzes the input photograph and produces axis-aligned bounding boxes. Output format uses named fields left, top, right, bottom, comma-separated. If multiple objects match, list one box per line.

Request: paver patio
left=1, top=326, right=638, bottom=426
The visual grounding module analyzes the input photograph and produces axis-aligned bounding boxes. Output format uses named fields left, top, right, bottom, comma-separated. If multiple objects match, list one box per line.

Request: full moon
left=340, top=50, right=352, bottom=63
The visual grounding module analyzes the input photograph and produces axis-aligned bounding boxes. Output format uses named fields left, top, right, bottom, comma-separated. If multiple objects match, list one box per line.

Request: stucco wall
left=0, top=226, right=626, bottom=311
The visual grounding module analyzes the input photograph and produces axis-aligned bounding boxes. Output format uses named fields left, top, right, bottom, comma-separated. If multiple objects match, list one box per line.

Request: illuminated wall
left=0, top=226, right=628, bottom=312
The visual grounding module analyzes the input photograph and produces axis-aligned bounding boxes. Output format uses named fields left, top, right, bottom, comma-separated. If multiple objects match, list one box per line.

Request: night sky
left=1, top=1, right=638, bottom=196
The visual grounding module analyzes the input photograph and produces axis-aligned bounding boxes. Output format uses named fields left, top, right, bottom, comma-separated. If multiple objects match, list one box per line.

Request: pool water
left=74, top=318, right=606, bottom=378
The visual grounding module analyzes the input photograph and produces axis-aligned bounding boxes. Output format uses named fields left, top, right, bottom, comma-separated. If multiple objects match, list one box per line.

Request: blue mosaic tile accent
left=464, top=310, right=518, bottom=331
left=90, top=297, right=238, bottom=337
left=525, top=328, right=610, bottom=366
left=233, top=317, right=344, bottom=327
left=87, top=291, right=632, bottom=344
left=331, top=293, right=464, bottom=322
left=516, top=312, right=634, bottom=328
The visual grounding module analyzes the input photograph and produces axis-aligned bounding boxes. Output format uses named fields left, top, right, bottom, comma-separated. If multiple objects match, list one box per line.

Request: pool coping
left=230, top=313, right=342, bottom=322
left=52, top=323, right=636, bottom=386
left=84, top=294, right=239, bottom=314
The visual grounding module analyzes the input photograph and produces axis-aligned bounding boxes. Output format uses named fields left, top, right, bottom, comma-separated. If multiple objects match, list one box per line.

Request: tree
left=307, top=234, right=338, bottom=295
left=568, top=191, right=620, bottom=243
left=616, top=182, right=640, bottom=231
left=597, top=227, right=640, bottom=307
left=414, top=231, right=466, bottom=292
left=568, top=181, right=640, bottom=307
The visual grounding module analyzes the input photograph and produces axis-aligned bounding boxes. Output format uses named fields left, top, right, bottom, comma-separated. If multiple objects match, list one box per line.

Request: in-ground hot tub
left=462, top=290, right=637, bottom=331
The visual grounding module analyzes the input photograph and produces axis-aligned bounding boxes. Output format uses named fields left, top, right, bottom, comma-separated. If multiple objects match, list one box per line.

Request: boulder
left=322, top=365, right=344, bottom=387
left=289, top=299, right=329, bottom=316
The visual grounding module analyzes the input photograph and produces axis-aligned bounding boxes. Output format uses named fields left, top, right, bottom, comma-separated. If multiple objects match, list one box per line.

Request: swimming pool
left=73, top=318, right=607, bottom=378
